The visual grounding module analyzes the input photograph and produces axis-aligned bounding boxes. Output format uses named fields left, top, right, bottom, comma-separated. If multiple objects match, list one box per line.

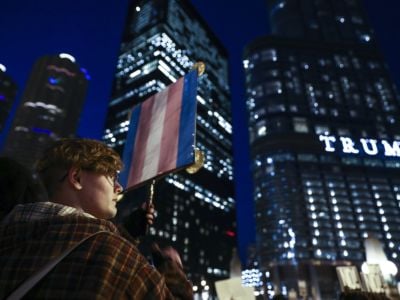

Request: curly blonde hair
left=36, top=138, right=123, bottom=197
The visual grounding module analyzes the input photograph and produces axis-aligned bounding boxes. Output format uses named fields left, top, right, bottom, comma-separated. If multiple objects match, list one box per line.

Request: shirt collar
left=2, top=202, right=95, bottom=224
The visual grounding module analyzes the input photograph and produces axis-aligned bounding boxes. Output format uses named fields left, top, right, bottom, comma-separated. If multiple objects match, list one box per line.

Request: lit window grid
left=166, top=174, right=234, bottom=211
left=258, top=225, right=298, bottom=262
left=196, top=128, right=232, bottom=179
left=197, top=128, right=231, bottom=158
left=197, top=115, right=231, bottom=148
left=109, top=36, right=233, bottom=154
left=113, top=30, right=231, bottom=113
left=197, top=142, right=233, bottom=181
left=115, top=32, right=191, bottom=77
left=109, top=79, right=163, bottom=107
left=244, top=52, right=399, bottom=139
left=242, top=269, right=263, bottom=288
left=341, top=179, right=399, bottom=259
left=165, top=1, right=230, bottom=91
left=115, top=33, right=200, bottom=86
left=344, top=182, right=388, bottom=242
left=259, top=162, right=400, bottom=262
left=206, top=267, right=228, bottom=277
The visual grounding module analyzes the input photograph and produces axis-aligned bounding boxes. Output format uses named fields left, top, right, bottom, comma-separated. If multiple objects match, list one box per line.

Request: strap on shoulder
left=6, top=230, right=109, bottom=300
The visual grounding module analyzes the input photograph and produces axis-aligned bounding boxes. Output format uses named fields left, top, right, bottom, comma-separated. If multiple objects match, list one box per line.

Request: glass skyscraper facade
left=2, top=54, right=88, bottom=169
left=244, top=0, right=400, bottom=298
left=102, top=0, right=235, bottom=295
left=0, top=64, right=17, bottom=134
left=267, top=0, right=374, bottom=43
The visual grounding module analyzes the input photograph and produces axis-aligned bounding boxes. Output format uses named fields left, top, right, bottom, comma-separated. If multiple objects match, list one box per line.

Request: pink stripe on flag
left=157, top=77, right=184, bottom=173
left=127, top=95, right=156, bottom=187
left=140, top=88, right=169, bottom=182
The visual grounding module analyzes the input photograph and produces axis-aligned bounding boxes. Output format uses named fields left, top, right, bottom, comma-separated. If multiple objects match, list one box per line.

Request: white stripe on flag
left=140, top=87, right=169, bottom=182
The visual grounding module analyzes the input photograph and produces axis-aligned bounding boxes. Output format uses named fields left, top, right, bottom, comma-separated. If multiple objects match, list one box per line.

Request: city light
left=58, top=53, right=76, bottom=63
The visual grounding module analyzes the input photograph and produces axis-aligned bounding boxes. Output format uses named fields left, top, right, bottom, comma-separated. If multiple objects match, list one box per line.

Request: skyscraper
left=0, top=64, right=17, bottom=134
left=102, top=0, right=236, bottom=295
left=244, top=0, right=400, bottom=298
left=2, top=54, right=88, bottom=169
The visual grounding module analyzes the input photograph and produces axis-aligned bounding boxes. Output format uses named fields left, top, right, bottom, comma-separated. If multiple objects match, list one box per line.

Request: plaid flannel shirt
left=0, top=202, right=189, bottom=299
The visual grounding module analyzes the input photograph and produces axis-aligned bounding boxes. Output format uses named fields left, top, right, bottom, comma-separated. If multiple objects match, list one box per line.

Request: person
left=118, top=200, right=156, bottom=241
left=0, top=138, right=192, bottom=299
left=0, top=156, right=47, bottom=220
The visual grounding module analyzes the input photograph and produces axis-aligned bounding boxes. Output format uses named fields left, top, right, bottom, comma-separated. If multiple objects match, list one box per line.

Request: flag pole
left=147, top=179, right=156, bottom=208
left=143, top=179, right=156, bottom=235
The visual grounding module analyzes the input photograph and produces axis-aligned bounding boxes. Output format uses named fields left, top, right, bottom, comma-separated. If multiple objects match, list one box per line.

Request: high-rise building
left=244, top=0, right=400, bottom=298
left=0, top=64, right=17, bottom=133
left=103, top=0, right=236, bottom=295
left=2, top=54, right=88, bottom=169
left=267, top=0, right=374, bottom=43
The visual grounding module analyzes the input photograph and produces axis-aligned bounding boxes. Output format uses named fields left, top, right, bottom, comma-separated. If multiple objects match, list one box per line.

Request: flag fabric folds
left=121, top=70, right=198, bottom=190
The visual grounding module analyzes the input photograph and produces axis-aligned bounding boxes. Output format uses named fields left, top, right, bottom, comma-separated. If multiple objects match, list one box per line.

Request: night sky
left=1, top=0, right=400, bottom=262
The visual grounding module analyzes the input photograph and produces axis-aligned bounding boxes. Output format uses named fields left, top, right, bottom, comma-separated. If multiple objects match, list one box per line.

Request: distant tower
left=244, top=0, right=400, bottom=298
left=2, top=54, right=88, bottom=169
left=0, top=64, right=17, bottom=133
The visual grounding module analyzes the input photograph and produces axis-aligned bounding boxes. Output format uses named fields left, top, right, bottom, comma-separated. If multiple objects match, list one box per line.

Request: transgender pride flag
left=120, top=70, right=198, bottom=190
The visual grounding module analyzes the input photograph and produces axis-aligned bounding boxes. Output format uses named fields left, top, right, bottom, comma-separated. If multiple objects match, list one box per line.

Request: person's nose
left=114, top=181, right=123, bottom=193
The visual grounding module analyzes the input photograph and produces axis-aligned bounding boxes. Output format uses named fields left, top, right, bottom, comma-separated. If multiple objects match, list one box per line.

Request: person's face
left=78, top=170, right=123, bottom=219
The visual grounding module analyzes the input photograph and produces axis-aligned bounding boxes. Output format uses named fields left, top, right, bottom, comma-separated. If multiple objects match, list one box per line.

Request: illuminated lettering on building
left=319, top=135, right=400, bottom=157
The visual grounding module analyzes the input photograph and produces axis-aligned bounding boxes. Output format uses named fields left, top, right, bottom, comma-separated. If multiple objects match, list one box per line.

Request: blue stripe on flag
left=120, top=105, right=142, bottom=188
left=177, top=70, right=198, bottom=167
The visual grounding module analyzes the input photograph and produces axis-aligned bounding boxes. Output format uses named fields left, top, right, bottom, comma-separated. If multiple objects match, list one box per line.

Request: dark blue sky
left=1, top=0, right=400, bottom=261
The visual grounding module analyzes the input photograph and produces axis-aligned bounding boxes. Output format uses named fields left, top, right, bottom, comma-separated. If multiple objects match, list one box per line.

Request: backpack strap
left=6, top=231, right=109, bottom=300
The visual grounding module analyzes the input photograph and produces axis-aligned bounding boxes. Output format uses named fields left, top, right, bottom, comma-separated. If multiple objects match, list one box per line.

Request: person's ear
left=67, top=167, right=82, bottom=190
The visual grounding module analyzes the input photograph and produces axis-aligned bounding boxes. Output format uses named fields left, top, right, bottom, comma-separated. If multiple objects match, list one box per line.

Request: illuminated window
left=293, top=117, right=309, bottom=133
left=315, top=125, right=330, bottom=135
left=261, top=49, right=277, bottom=62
